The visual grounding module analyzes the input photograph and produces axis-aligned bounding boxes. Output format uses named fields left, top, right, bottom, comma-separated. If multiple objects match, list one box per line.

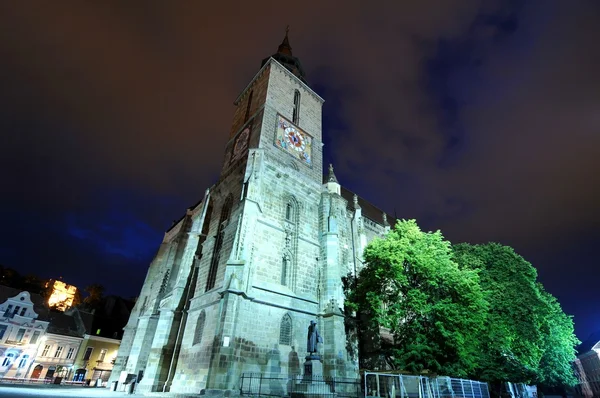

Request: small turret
left=325, top=164, right=341, bottom=195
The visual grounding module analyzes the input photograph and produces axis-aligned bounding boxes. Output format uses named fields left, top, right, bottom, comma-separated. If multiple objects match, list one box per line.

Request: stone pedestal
left=303, top=357, right=323, bottom=380
left=291, top=356, right=336, bottom=398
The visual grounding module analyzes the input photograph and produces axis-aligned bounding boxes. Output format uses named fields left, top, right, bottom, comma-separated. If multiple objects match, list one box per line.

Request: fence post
left=258, top=373, right=262, bottom=397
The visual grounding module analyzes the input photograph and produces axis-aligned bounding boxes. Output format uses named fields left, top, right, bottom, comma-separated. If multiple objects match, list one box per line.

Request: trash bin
left=111, top=381, right=118, bottom=391
left=126, top=382, right=135, bottom=395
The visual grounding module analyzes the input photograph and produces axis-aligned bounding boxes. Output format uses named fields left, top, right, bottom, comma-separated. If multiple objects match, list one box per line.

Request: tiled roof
left=47, top=311, right=84, bottom=338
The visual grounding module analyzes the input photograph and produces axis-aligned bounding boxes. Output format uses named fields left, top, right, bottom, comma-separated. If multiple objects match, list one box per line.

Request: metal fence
left=364, top=373, right=490, bottom=398
left=240, top=373, right=362, bottom=398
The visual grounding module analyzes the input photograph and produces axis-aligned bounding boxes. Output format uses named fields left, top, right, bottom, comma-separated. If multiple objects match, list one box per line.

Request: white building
left=28, top=312, right=84, bottom=380
left=0, top=286, right=50, bottom=378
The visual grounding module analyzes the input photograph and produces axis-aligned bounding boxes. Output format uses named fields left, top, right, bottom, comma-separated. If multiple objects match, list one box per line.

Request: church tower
left=110, top=30, right=370, bottom=395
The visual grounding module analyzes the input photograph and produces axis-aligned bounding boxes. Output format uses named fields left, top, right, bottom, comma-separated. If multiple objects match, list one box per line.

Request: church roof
left=340, top=186, right=396, bottom=228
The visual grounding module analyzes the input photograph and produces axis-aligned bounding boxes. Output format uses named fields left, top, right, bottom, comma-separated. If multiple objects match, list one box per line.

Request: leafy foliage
left=453, top=243, right=579, bottom=387
left=536, top=284, right=579, bottom=387
left=345, top=224, right=579, bottom=389
left=346, top=220, right=487, bottom=376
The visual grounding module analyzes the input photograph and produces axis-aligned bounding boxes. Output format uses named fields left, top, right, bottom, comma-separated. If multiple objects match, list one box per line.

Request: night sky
left=1, top=1, right=599, bottom=342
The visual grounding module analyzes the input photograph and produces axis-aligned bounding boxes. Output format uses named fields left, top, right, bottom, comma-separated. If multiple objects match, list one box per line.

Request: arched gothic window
left=279, top=314, right=292, bottom=345
left=193, top=311, right=206, bottom=346
left=206, top=195, right=233, bottom=291
left=285, top=196, right=298, bottom=223
left=292, top=90, right=301, bottom=124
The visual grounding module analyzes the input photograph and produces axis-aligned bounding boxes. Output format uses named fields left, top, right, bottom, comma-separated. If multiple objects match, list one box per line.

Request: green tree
left=536, top=284, right=579, bottom=387
left=346, top=220, right=487, bottom=376
left=453, top=243, right=548, bottom=386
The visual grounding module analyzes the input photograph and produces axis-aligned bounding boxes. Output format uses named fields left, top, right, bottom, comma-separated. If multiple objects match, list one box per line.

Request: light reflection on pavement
left=0, top=385, right=136, bottom=397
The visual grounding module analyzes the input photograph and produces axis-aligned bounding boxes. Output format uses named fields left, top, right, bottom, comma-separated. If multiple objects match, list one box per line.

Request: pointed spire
left=382, top=212, right=390, bottom=227
left=327, top=164, right=338, bottom=183
left=277, top=25, right=292, bottom=56
left=353, top=194, right=360, bottom=209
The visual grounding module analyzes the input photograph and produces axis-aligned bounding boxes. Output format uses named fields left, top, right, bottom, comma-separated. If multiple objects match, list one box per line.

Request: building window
left=4, top=305, right=13, bottom=317
left=83, top=347, right=93, bottom=360
left=193, top=311, right=206, bottom=346
left=41, top=344, right=51, bottom=357
left=98, top=349, right=107, bottom=362
left=285, top=197, right=298, bottom=223
left=15, top=328, right=25, bottom=342
left=12, top=306, right=20, bottom=317
left=281, top=256, right=289, bottom=286
left=54, top=346, right=63, bottom=358
left=18, top=355, right=29, bottom=368
left=206, top=195, right=233, bottom=291
left=292, top=90, right=301, bottom=124
left=19, top=307, right=27, bottom=316
left=2, top=353, right=14, bottom=367
left=66, top=347, right=75, bottom=360
left=279, top=314, right=292, bottom=345
left=30, top=331, right=40, bottom=345
left=0, top=325, right=6, bottom=340
left=244, top=90, right=254, bottom=123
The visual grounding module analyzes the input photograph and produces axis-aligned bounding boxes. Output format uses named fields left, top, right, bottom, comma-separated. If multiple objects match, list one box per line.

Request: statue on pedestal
left=306, top=320, right=323, bottom=359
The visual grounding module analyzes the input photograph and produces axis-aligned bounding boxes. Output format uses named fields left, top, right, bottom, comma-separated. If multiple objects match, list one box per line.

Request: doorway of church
left=31, top=365, right=43, bottom=379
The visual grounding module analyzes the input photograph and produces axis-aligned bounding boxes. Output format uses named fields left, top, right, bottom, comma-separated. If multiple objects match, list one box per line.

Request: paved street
left=0, top=385, right=135, bottom=398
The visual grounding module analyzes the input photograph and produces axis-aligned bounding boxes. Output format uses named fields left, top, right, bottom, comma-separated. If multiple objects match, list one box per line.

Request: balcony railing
left=4, top=340, right=24, bottom=346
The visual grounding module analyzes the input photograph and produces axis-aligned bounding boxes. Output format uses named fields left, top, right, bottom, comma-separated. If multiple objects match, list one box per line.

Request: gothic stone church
left=109, top=32, right=395, bottom=394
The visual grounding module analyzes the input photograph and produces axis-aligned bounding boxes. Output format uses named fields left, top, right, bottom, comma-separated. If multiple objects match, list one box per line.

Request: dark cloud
left=0, top=0, right=598, bottom=339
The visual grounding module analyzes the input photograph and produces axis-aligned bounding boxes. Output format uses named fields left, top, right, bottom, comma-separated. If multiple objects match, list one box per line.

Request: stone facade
left=109, top=34, right=394, bottom=395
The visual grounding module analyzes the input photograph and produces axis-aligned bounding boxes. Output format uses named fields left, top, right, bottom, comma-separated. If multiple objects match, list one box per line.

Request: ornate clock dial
left=285, top=126, right=306, bottom=152
left=233, top=127, right=250, bottom=158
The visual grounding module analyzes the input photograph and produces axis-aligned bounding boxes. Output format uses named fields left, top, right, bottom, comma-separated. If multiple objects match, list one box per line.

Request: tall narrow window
left=54, top=346, right=63, bottom=358
left=244, top=90, right=253, bottom=123
left=292, top=90, right=301, bottom=124
left=193, top=311, right=206, bottom=346
left=206, top=195, right=233, bottom=291
left=98, top=349, right=107, bottom=362
left=279, top=314, right=292, bottom=345
left=281, top=256, right=289, bottom=286
left=2, top=353, right=14, bottom=367
left=18, top=355, right=29, bottom=368
left=0, top=325, right=7, bottom=340
left=83, top=347, right=93, bottom=360
left=66, top=347, right=75, bottom=359
left=30, top=331, right=40, bottom=344
left=285, top=203, right=292, bottom=221
left=41, top=344, right=51, bottom=357
left=15, top=328, right=25, bottom=342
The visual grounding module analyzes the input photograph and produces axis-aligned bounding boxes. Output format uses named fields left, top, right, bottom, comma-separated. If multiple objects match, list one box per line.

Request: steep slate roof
left=0, top=285, right=50, bottom=321
left=47, top=311, right=84, bottom=338
left=339, top=186, right=397, bottom=227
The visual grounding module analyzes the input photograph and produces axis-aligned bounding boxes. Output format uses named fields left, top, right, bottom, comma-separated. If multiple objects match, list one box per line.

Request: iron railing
left=364, top=373, right=490, bottom=398
left=240, top=373, right=362, bottom=398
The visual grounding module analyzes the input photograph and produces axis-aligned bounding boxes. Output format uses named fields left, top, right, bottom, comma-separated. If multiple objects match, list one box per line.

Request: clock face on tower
left=232, top=126, right=250, bottom=160
left=274, top=115, right=312, bottom=166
